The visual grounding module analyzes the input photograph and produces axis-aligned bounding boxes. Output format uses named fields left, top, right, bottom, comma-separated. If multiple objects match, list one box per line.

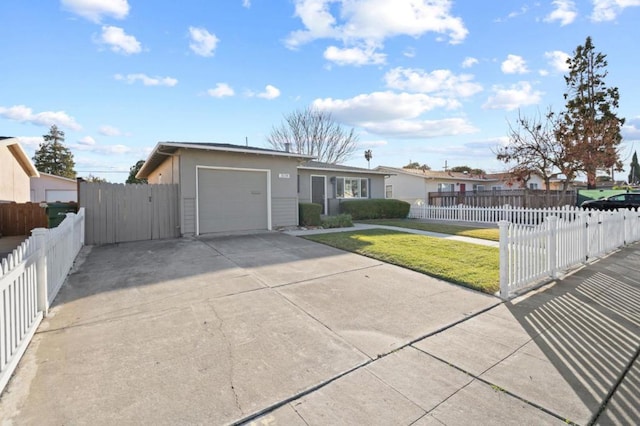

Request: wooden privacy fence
left=0, top=203, right=47, bottom=236
left=0, top=210, right=85, bottom=395
left=80, top=183, right=180, bottom=245
left=428, top=189, right=576, bottom=208
left=499, top=209, right=640, bottom=298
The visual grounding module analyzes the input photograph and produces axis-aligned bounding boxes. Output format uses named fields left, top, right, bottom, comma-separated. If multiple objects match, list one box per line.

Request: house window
left=336, top=177, right=369, bottom=198
left=492, top=186, right=502, bottom=190
left=438, top=183, right=455, bottom=192
left=385, top=184, right=393, bottom=199
left=529, top=183, right=539, bottom=190
left=473, top=184, right=485, bottom=191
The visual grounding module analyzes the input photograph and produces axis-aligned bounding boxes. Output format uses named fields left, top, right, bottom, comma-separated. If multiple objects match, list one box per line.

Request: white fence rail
left=409, top=204, right=580, bottom=226
left=499, top=209, right=640, bottom=298
left=0, top=209, right=84, bottom=394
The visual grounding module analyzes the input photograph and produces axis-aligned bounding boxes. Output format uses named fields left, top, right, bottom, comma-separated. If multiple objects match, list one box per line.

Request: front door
left=311, top=176, right=326, bottom=214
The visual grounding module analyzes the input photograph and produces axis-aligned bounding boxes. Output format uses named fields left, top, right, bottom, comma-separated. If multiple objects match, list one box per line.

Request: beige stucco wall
left=30, top=174, right=77, bottom=202
left=0, top=145, right=31, bottom=203
left=147, top=155, right=179, bottom=184
left=176, top=149, right=302, bottom=234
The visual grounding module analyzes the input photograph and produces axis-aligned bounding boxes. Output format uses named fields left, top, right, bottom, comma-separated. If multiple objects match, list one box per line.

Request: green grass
left=305, top=228, right=499, bottom=294
left=358, top=219, right=500, bottom=242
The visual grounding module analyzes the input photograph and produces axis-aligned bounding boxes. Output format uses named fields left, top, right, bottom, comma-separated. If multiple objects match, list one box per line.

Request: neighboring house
left=486, top=172, right=546, bottom=190
left=297, top=161, right=389, bottom=215
left=30, top=172, right=77, bottom=202
left=136, top=142, right=314, bottom=235
left=0, top=137, right=39, bottom=203
left=376, top=166, right=499, bottom=205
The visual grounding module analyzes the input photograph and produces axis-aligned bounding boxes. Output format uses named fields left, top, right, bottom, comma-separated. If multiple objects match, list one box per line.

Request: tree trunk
left=586, top=170, right=597, bottom=189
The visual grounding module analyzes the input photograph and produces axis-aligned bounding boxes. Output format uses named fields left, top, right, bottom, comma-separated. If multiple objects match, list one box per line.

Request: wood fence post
left=32, top=227, right=49, bottom=316
left=498, top=220, right=510, bottom=299
left=547, top=216, right=558, bottom=279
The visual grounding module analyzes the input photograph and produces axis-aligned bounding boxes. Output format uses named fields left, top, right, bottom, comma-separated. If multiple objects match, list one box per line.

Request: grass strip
left=357, top=219, right=500, bottom=242
left=305, top=228, right=499, bottom=294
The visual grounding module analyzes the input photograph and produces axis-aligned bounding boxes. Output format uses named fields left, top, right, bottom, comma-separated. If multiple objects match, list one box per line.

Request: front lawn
left=357, top=219, right=500, bottom=242
left=305, top=228, right=499, bottom=294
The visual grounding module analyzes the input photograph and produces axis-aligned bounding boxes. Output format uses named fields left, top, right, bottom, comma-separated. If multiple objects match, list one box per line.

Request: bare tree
left=496, top=109, right=575, bottom=191
left=268, top=107, right=358, bottom=164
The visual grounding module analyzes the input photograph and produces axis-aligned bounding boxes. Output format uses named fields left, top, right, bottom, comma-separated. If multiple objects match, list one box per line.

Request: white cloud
left=461, top=57, right=478, bottom=68
left=98, top=26, right=141, bottom=55
left=545, top=0, right=577, bottom=25
left=0, top=105, right=82, bottom=130
left=73, top=143, right=132, bottom=154
left=242, top=0, right=251, bottom=7
left=78, top=136, right=96, bottom=146
left=483, top=82, right=543, bottom=111
left=257, top=85, right=281, bottom=100
left=622, top=117, right=640, bottom=139
left=285, top=0, right=468, bottom=52
left=61, top=0, right=129, bottom=23
left=359, top=140, right=388, bottom=147
left=189, top=27, right=219, bottom=57
left=323, top=45, right=386, bottom=66
left=403, top=47, right=416, bottom=58
left=114, top=73, right=178, bottom=87
left=384, top=67, right=482, bottom=98
left=99, top=125, right=122, bottom=136
left=207, top=83, right=235, bottom=98
left=17, top=136, right=44, bottom=148
left=357, top=118, right=478, bottom=139
left=545, top=50, right=570, bottom=73
left=591, top=0, right=640, bottom=21
left=312, top=91, right=460, bottom=125
left=501, top=54, right=529, bottom=74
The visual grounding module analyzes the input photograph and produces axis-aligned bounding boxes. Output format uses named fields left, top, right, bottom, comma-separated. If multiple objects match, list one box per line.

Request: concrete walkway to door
left=0, top=233, right=637, bottom=425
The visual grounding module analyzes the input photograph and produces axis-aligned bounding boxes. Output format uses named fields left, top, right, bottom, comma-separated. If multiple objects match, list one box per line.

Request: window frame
left=336, top=177, right=370, bottom=199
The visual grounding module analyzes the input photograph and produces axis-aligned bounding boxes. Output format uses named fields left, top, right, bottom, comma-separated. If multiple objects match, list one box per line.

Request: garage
left=197, top=166, right=270, bottom=234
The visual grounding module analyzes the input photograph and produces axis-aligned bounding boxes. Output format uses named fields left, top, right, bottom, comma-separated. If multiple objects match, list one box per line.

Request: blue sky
left=1, top=0, right=639, bottom=183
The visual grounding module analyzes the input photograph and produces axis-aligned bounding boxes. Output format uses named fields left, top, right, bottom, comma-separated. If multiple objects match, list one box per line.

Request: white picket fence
left=0, top=209, right=84, bottom=394
left=499, top=209, right=640, bottom=298
left=409, top=204, right=580, bottom=226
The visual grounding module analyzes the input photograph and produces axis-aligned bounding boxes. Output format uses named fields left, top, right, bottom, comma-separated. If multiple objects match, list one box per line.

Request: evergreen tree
left=629, top=151, right=640, bottom=185
left=556, top=37, right=625, bottom=189
left=33, top=125, right=76, bottom=178
left=126, top=160, right=148, bottom=184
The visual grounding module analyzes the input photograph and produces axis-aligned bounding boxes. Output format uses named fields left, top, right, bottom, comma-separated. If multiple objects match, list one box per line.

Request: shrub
left=339, top=199, right=410, bottom=220
left=322, top=214, right=353, bottom=229
left=299, top=202, right=322, bottom=226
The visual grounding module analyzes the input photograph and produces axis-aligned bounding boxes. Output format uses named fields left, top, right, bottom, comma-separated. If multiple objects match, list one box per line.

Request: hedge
left=299, top=202, right=322, bottom=226
left=339, top=199, right=410, bottom=220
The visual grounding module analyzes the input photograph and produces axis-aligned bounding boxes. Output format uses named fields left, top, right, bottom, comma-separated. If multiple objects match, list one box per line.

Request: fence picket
left=0, top=209, right=85, bottom=395
left=499, top=209, right=640, bottom=298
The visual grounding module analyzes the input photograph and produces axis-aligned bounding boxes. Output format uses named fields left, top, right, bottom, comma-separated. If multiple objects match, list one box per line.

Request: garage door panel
left=198, top=169, right=268, bottom=234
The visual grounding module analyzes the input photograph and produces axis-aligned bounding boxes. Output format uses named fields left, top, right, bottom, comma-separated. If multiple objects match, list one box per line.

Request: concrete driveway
left=0, top=232, right=500, bottom=424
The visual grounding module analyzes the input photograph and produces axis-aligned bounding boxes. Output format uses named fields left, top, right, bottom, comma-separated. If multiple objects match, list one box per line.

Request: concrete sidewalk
left=249, top=242, right=640, bottom=425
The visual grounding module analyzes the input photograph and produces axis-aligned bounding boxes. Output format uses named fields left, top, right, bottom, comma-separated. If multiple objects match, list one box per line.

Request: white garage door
left=197, top=167, right=269, bottom=234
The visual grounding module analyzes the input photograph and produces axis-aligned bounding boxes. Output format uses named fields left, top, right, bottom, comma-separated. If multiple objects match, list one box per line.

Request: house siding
left=297, top=168, right=386, bottom=215
left=178, top=150, right=300, bottom=234
left=0, top=144, right=31, bottom=203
